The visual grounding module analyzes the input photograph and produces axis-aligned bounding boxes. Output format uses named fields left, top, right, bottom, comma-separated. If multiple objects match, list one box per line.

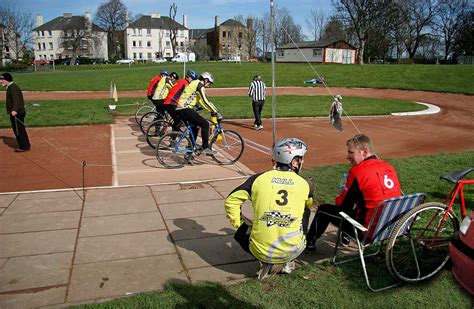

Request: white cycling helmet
left=200, top=72, right=214, bottom=84
left=273, top=137, right=308, bottom=164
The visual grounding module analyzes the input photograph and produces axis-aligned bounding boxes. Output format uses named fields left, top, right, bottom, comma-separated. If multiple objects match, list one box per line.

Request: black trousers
left=176, top=108, right=210, bottom=148
left=252, top=100, right=264, bottom=126
left=234, top=208, right=311, bottom=257
left=163, top=104, right=182, bottom=132
left=151, top=99, right=166, bottom=117
left=306, top=203, right=357, bottom=243
left=10, top=113, right=30, bottom=150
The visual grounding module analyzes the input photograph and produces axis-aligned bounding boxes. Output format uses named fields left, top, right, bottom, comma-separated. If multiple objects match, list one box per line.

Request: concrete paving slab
left=82, top=190, right=156, bottom=217
left=114, top=138, right=148, bottom=152
left=15, top=191, right=81, bottom=201
left=155, top=187, right=222, bottom=204
left=149, top=184, right=183, bottom=192
left=0, top=252, right=72, bottom=293
left=167, top=215, right=234, bottom=241
left=0, top=194, right=16, bottom=207
left=5, top=197, right=82, bottom=214
left=85, top=186, right=152, bottom=202
left=188, top=261, right=259, bottom=284
left=209, top=179, right=247, bottom=197
left=0, top=208, right=5, bottom=215
left=67, top=255, right=188, bottom=303
left=0, top=258, right=6, bottom=269
left=75, top=231, right=174, bottom=264
left=0, top=229, right=76, bottom=258
left=0, top=286, right=67, bottom=309
left=176, top=234, right=253, bottom=269
left=0, top=211, right=80, bottom=234
left=79, top=212, right=165, bottom=237
left=159, top=199, right=225, bottom=220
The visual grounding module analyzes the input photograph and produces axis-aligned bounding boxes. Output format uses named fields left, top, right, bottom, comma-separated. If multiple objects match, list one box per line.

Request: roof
left=33, top=16, right=105, bottom=32
left=278, top=39, right=356, bottom=50
left=220, top=19, right=245, bottom=28
left=128, top=15, right=187, bottom=30
left=189, top=28, right=211, bottom=40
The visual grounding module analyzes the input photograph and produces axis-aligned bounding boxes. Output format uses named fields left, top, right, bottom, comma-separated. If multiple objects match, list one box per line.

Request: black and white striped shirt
left=248, top=80, right=266, bottom=102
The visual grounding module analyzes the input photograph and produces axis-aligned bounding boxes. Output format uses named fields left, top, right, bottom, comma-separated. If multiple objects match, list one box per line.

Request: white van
left=171, top=52, right=196, bottom=62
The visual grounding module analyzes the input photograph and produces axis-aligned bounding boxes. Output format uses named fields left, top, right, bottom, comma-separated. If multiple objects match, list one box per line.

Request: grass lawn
left=0, top=95, right=423, bottom=128
left=77, top=151, right=474, bottom=308
left=4, top=62, right=474, bottom=93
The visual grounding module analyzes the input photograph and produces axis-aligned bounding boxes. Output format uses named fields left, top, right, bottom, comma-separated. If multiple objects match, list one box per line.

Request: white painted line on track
left=391, top=102, right=440, bottom=116
left=110, top=125, right=119, bottom=186
left=243, top=138, right=272, bottom=155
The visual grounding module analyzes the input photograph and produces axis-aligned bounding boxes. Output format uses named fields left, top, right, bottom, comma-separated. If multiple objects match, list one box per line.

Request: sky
left=6, top=0, right=334, bottom=36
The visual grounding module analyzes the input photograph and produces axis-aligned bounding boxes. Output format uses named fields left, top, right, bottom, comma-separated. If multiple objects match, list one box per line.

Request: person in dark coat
left=1, top=73, right=31, bottom=152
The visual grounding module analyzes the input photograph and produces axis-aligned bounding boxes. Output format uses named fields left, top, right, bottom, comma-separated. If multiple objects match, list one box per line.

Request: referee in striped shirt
left=248, top=75, right=266, bottom=130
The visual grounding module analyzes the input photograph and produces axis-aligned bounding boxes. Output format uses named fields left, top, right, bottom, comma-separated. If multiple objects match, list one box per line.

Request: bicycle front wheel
left=135, top=104, right=154, bottom=124
left=386, top=202, right=459, bottom=282
left=156, top=132, right=192, bottom=168
left=146, top=120, right=171, bottom=149
left=140, top=111, right=163, bottom=134
left=209, top=129, right=244, bottom=164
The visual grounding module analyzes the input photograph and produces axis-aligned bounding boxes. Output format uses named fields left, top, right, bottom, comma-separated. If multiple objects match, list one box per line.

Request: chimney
left=125, top=11, right=129, bottom=28
left=151, top=12, right=161, bottom=18
left=35, top=14, right=44, bottom=27
left=85, top=11, right=92, bottom=31
left=63, top=13, right=72, bottom=18
left=247, top=18, right=253, bottom=29
left=183, top=14, right=188, bottom=28
left=215, top=16, right=220, bottom=28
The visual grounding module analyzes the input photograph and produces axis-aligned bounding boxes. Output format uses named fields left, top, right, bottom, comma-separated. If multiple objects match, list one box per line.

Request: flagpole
left=270, top=0, right=276, bottom=146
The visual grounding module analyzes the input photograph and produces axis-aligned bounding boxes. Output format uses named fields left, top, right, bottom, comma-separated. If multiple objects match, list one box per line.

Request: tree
left=321, top=16, right=347, bottom=41
left=169, top=3, right=178, bottom=56
left=332, top=0, right=386, bottom=65
left=275, top=7, right=305, bottom=47
left=233, top=14, right=258, bottom=60
left=305, top=9, right=328, bottom=41
left=0, top=4, right=34, bottom=61
left=453, top=10, right=474, bottom=57
left=396, top=0, right=441, bottom=62
left=60, top=15, right=101, bottom=65
left=434, top=0, right=469, bottom=60
left=94, top=0, right=128, bottom=59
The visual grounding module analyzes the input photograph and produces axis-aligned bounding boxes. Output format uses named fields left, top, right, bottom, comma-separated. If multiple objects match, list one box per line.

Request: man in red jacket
left=306, top=134, right=401, bottom=251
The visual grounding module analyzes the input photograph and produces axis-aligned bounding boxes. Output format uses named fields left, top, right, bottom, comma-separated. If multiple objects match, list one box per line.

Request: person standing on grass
left=248, top=75, right=266, bottom=131
left=305, top=134, right=401, bottom=251
left=225, top=138, right=314, bottom=280
left=1, top=73, right=31, bottom=152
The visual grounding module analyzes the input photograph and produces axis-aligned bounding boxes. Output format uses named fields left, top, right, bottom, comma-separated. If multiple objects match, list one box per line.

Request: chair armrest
left=340, top=212, right=368, bottom=233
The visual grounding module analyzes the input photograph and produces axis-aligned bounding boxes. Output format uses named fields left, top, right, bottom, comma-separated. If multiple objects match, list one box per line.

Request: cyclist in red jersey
left=163, top=70, right=198, bottom=132
left=306, top=134, right=401, bottom=251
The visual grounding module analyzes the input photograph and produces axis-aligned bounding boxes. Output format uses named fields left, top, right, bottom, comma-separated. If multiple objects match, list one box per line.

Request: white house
left=32, top=12, right=108, bottom=61
left=1, top=23, right=24, bottom=64
left=277, top=40, right=357, bottom=64
left=124, top=13, right=189, bottom=61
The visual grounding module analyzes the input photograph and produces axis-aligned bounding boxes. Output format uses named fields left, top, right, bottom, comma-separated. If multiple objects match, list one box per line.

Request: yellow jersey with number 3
left=225, top=168, right=313, bottom=264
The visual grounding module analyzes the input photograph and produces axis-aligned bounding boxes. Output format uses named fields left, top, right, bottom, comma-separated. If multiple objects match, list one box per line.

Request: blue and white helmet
left=273, top=138, right=308, bottom=164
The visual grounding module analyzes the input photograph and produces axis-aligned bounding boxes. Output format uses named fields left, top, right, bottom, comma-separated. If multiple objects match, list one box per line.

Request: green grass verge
left=5, top=63, right=474, bottom=93
left=75, top=151, right=473, bottom=308
left=0, top=96, right=424, bottom=128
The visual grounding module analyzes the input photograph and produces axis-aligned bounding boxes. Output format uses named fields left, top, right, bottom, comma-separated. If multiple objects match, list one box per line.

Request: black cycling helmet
left=160, top=69, right=169, bottom=76
left=186, top=70, right=198, bottom=80
left=170, top=72, right=179, bottom=80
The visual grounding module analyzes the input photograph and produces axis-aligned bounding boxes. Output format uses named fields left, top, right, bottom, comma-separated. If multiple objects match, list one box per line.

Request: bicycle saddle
left=440, top=167, right=474, bottom=183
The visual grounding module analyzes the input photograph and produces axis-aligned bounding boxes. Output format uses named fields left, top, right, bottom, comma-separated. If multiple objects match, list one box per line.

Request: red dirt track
left=1, top=87, right=473, bottom=193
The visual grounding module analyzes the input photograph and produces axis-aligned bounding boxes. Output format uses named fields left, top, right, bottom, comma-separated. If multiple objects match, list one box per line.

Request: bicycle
left=155, top=117, right=244, bottom=168
left=385, top=167, right=474, bottom=283
left=134, top=103, right=155, bottom=124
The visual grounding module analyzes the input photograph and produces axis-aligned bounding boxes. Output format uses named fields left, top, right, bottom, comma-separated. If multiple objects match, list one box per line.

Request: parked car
left=61, top=58, right=80, bottom=65
left=449, top=211, right=474, bottom=295
left=116, top=59, right=134, bottom=64
left=153, top=58, right=167, bottom=63
left=34, top=59, right=50, bottom=66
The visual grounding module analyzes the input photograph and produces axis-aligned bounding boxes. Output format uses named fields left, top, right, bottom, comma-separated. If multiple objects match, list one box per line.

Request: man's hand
left=11, top=111, right=17, bottom=117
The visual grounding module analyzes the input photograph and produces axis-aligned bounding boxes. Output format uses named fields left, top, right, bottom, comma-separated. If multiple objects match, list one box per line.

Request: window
left=138, top=41, right=142, bottom=47
left=147, top=28, right=151, bottom=35
left=133, top=52, right=137, bottom=59
left=50, top=54, right=54, bottom=59
left=49, top=42, right=53, bottom=50
left=41, top=31, right=45, bottom=36
left=147, top=52, right=152, bottom=59
left=277, top=50, right=284, bottom=57
left=133, top=29, right=136, bottom=35
left=133, top=41, right=136, bottom=47
left=222, top=31, right=226, bottom=38
left=239, top=32, right=243, bottom=39
left=37, top=31, right=40, bottom=37
left=48, top=30, right=52, bottom=36
left=147, top=41, right=151, bottom=47
left=313, top=48, right=322, bottom=57
left=38, top=43, right=41, bottom=50
left=139, top=52, right=143, bottom=59
left=138, top=28, right=142, bottom=35
left=228, top=32, right=232, bottom=39
left=166, top=41, right=170, bottom=47
left=42, top=43, right=46, bottom=50
left=180, top=42, right=183, bottom=46
left=166, top=52, right=170, bottom=56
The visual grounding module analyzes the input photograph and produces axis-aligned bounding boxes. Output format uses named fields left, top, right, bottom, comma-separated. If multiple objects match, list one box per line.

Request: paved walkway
left=0, top=116, right=356, bottom=308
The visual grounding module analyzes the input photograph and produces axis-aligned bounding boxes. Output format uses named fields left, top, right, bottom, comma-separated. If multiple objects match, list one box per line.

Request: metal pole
left=270, top=0, right=276, bottom=146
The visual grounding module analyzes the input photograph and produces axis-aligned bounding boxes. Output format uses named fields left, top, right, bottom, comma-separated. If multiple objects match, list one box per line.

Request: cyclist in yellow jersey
left=176, top=72, right=222, bottom=155
left=152, top=71, right=177, bottom=117
left=225, top=138, right=314, bottom=280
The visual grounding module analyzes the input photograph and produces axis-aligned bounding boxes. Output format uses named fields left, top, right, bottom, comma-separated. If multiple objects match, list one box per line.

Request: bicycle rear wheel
left=156, top=132, right=192, bottom=168
left=140, top=111, right=163, bottom=134
left=135, top=104, right=154, bottom=124
left=386, top=202, right=459, bottom=282
left=146, top=120, right=171, bottom=149
left=209, top=129, right=244, bottom=164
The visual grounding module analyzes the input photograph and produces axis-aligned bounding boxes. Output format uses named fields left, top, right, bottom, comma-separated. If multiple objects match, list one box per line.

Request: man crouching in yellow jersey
left=224, top=138, right=314, bottom=280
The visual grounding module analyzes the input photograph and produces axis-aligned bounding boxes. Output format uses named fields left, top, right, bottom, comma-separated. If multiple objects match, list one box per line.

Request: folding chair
left=333, top=193, right=426, bottom=292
